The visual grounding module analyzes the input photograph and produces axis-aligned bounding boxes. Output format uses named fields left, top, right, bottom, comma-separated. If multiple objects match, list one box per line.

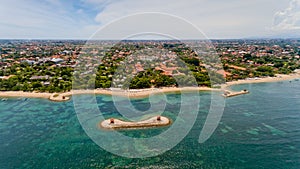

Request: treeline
left=222, top=53, right=300, bottom=81
left=0, top=63, right=72, bottom=92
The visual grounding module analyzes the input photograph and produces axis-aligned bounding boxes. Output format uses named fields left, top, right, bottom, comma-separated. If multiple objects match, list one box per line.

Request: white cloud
left=273, top=0, right=300, bottom=30
left=0, top=0, right=97, bottom=39
left=0, top=0, right=295, bottom=39
left=91, top=0, right=288, bottom=39
left=45, top=0, right=62, bottom=6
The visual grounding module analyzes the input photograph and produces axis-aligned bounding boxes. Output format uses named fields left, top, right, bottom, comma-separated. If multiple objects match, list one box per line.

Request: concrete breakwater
left=222, top=89, right=249, bottom=98
left=99, top=116, right=171, bottom=129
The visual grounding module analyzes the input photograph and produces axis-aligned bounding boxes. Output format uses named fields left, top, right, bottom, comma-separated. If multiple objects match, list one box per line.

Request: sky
left=0, top=0, right=299, bottom=39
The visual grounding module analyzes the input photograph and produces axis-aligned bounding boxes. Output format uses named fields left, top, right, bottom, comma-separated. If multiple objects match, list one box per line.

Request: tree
left=32, top=82, right=42, bottom=88
left=243, top=54, right=252, bottom=60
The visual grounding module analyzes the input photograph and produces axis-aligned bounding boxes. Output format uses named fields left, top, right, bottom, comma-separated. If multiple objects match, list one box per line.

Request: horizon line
left=1, top=38, right=300, bottom=41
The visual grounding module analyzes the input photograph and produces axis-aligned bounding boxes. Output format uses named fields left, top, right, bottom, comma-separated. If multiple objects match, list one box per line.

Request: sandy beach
left=0, top=91, right=52, bottom=99
left=0, top=87, right=217, bottom=101
left=222, top=73, right=300, bottom=89
left=1, top=73, right=300, bottom=101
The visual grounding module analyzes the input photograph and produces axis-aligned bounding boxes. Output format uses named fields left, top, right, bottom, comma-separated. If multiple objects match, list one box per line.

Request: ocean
left=0, top=80, right=299, bottom=168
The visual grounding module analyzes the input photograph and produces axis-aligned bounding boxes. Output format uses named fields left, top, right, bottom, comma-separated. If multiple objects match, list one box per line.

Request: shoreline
left=222, top=73, right=300, bottom=89
left=1, top=73, right=300, bottom=101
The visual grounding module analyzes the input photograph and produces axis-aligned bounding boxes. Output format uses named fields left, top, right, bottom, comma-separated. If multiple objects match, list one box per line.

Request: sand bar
left=99, top=116, right=171, bottom=129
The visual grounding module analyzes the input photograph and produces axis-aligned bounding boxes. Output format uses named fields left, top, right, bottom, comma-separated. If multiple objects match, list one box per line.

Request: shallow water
left=0, top=80, right=299, bottom=168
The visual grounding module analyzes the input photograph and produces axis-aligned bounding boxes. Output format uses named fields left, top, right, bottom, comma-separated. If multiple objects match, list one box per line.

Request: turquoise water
left=1, top=80, right=300, bottom=168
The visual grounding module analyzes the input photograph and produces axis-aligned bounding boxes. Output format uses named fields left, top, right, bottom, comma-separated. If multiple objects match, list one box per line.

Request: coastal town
left=0, top=39, right=300, bottom=93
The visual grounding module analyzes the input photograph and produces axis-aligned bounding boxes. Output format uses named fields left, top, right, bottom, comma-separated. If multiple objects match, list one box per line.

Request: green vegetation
left=1, top=40, right=299, bottom=92
left=221, top=53, right=300, bottom=81
left=0, top=63, right=72, bottom=92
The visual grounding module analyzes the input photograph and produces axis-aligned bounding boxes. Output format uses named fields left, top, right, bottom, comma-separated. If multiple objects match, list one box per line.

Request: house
left=22, top=60, right=35, bottom=65
left=51, top=58, right=64, bottom=64
left=30, top=75, right=50, bottom=80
